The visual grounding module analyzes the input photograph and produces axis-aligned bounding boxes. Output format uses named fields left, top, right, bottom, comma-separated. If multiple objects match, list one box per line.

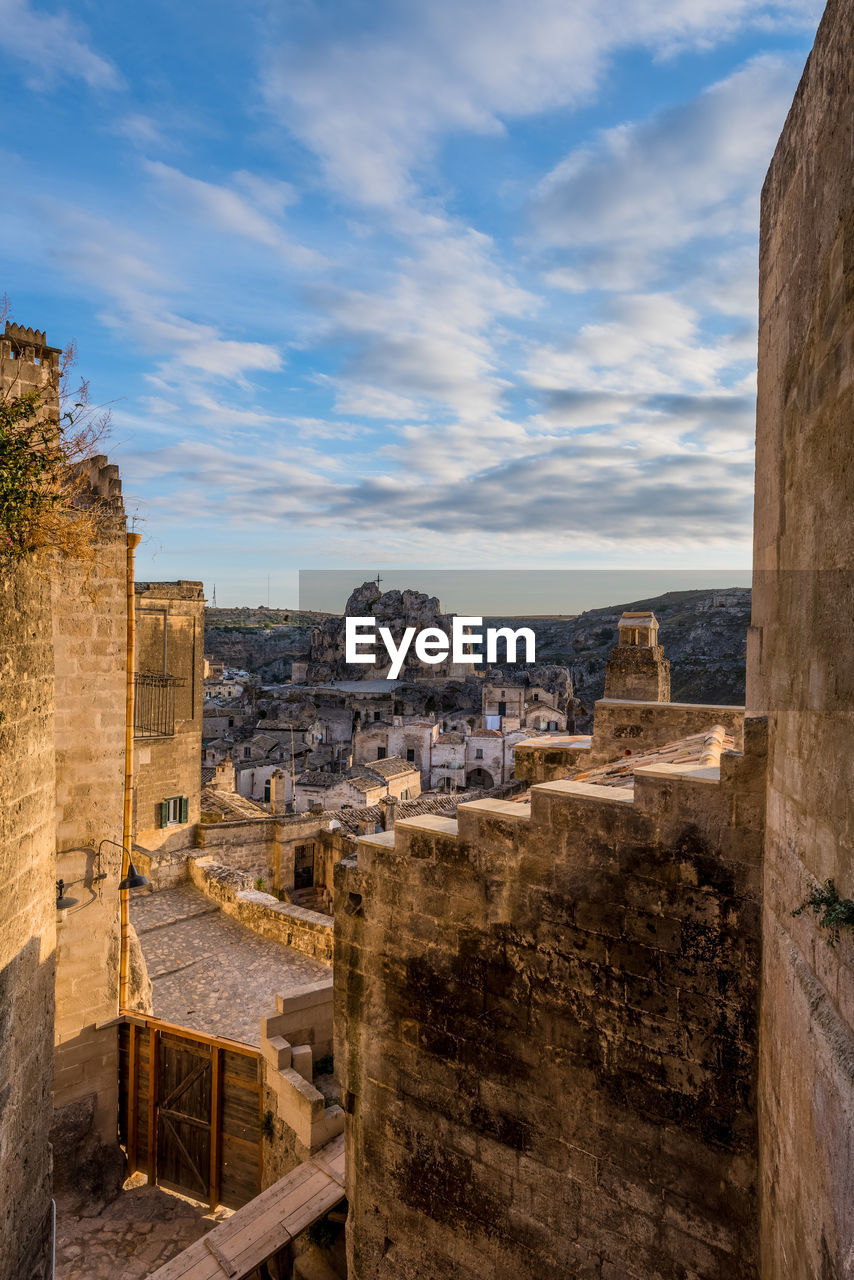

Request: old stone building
left=132, top=581, right=205, bottom=893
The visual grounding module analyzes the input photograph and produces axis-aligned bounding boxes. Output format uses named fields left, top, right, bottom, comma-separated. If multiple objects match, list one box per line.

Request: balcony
left=134, top=673, right=186, bottom=738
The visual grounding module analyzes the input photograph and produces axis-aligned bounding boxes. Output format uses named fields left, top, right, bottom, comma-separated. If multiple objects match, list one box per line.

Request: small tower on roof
left=603, top=610, right=670, bottom=702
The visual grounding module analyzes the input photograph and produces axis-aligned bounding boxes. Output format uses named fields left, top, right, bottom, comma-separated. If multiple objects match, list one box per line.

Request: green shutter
left=158, top=800, right=169, bottom=828
left=180, top=796, right=189, bottom=824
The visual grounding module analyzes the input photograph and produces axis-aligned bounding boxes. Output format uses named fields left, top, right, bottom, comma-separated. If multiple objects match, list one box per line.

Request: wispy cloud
left=531, top=55, right=800, bottom=293
left=0, top=0, right=122, bottom=91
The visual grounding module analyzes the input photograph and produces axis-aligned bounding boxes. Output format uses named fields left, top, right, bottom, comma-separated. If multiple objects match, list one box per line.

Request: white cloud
left=260, top=0, right=817, bottom=212
left=0, top=0, right=122, bottom=91
left=531, top=55, right=801, bottom=288
left=144, top=161, right=322, bottom=268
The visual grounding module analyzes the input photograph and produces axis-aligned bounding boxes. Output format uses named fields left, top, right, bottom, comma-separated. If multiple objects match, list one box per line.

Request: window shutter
left=158, top=800, right=169, bottom=828
left=180, top=796, right=189, bottom=824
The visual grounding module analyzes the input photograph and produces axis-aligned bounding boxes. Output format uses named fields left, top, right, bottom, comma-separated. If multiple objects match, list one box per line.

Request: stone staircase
left=289, top=886, right=331, bottom=915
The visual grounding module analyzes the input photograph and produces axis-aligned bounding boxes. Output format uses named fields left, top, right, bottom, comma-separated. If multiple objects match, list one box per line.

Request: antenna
left=211, top=583, right=217, bottom=608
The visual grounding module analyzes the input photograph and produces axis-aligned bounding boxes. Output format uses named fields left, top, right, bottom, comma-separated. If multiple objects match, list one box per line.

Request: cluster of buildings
left=2, top=7, right=854, bottom=1278
left=199, top=661, right=572, bottom=817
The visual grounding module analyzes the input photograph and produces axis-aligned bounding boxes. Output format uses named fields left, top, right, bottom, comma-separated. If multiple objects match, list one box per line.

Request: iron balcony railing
left=134, top=673, right=186, bottom=738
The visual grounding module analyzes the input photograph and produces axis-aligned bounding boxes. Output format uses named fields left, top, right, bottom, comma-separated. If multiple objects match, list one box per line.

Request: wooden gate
left=119, top=1016, right=263, bottom=1209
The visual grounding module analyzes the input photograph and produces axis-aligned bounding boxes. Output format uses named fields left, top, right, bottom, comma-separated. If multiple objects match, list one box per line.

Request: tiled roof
left=436, top=732, right=465, bottom=744
left=367, top=755, right=418, bottom=779
left=297, top=771, right=342, bottom=788
left=570, top=726, right=734, bottom=790
left=200, top=785, right=270, bottom=820
left=347, top=774, right=386, bottom=793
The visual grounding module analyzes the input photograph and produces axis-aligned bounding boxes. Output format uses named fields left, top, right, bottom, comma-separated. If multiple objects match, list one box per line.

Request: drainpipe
left=119, top=531, right=142, bottom=1012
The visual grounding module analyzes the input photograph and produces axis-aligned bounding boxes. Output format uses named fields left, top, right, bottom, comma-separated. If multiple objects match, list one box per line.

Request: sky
left=0, top=0, right=823, bottom=608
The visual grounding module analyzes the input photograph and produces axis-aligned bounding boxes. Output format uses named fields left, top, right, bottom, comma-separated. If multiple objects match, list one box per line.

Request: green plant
left=262, top=1109, right=275, bottom=1141
left=793, top=879, right=854, bottom=946
left=1, top=330, right=112, bottom=563
left=254, top=876, right=267, bottom=892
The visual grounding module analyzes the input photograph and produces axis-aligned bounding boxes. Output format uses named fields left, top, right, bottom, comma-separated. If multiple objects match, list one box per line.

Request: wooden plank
left=222, top=1073, right=261, bottom=1094
left=129, top=1014, right=258, bottom=1058
left=210, top=1047, right=222, bottom=1211
left=128, top=1021, right=138, bottom=1173
left=219, top=1168, right=328, bottom=1260
left=146, top=1238, right=223, bottom=1280
left=150, top=1139, right=346, bottom=1280
left=148, top=1028, right=160, bottom=1183
left=228, top=1182, right=343, bottom=1276
left=310, top=1134, right=345, bottom=1186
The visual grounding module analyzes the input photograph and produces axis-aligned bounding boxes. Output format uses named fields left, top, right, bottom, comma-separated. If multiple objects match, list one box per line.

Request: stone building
left=132, top=581, right=204, bottom=880
left=332, top=6, right=854, bottom=1276
left=0, top=324, right=130, bottom=1277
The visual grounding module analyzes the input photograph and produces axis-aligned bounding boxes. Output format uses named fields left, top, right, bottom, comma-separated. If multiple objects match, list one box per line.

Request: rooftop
left=570, top=726, right=735, bottom=790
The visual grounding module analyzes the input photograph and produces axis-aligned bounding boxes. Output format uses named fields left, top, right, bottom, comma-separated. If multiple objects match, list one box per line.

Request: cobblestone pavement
left=131, top=885, right=330, bottom=1046
left=55, top=1174, right=230, bottom=1280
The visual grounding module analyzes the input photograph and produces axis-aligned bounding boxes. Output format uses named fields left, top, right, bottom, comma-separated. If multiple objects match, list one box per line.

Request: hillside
left=203, top=587, right=751, bottom=719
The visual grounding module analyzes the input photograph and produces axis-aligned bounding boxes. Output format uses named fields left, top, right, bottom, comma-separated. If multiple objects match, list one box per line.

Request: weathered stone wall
left=336, top=721, right=766, bottom=1279
left=752, top=2, right=854, bottom=1273
left=590, top=699, right=744, bottom=765
left=133, top=582, right=204, bottom=859
left=603, top=644, right=670, bottom=703
left=50, top=519, right=128, bottom=1204
left=197, top=814, right=277, bottom=875
left=513, top=739, right=592, bottom=784
left=0, top=559, right=56, bottom=1280
left=189, top=858, right=334, bottom=964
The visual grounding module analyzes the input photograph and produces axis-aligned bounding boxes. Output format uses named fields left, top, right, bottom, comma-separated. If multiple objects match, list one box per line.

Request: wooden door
left=156, top=1037, right=213, bottom=1203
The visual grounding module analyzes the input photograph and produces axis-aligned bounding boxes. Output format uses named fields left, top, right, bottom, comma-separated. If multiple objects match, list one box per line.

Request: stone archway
left=466, top=768, right=494, bottom=789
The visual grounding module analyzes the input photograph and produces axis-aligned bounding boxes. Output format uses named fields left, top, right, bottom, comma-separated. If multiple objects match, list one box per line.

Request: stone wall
left=336, top=720, right=766, bottom=1279
left=189, top=858, right=334, bottom=964
left=590, top=699, right=744, bottom=765
left=50, top=518, right=128, bottom=1204
left=0, top=559, right=56, bottom=1280
left=133, top=582, right=204, bottom=860
left=752, top=2, right=854, bottom=1273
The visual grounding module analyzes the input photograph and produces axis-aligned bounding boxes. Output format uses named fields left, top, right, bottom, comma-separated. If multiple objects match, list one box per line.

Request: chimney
left=269, top=768, right=288, bottom=814
left=214, top=761, right=236, bottom=793
left=379, top=794, right=397, bottom=831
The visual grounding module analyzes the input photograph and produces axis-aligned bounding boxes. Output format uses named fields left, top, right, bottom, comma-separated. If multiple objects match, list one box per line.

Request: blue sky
left=0, top=0, right=822, bottom=606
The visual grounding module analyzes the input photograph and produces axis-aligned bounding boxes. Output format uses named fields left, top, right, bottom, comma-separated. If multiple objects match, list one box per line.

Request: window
left=228, top=718, right=234, bottom=727
left=244, top=746, right=251, bottom=758
left=406, top=748, right=415, bottom=762
left=134, top=673, right=184, bottom=738
left=158, top=795, right=188, bottom=827
left=377, top=747, right=387, bottom=759
left=475, top=748, right=484, bottom=759
left=549, top=721, right=558, bottom=731
left=533, top=693, right=539, bottom=701
left=374, top=711, right=381, bottom=721
left=401, top=789, right=409, bottom=801
left=498, top=701, right=506, bottom=717
left=264, top=779, right=271, bottom=803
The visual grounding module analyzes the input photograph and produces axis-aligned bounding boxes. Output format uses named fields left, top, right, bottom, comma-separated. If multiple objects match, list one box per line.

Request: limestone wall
left=336, top=721, right=766, bottom=1280
left=0, top=560, right=56, bottom=1280
left=133, top=582, right=204, bottom=860
left=50, top=519, right=128, bottom=1202
left=189, top=858, right=334, bottom=964
left=590, top=699, right=744, bottom=765
left=752, top=2, right=854, bottom=1273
